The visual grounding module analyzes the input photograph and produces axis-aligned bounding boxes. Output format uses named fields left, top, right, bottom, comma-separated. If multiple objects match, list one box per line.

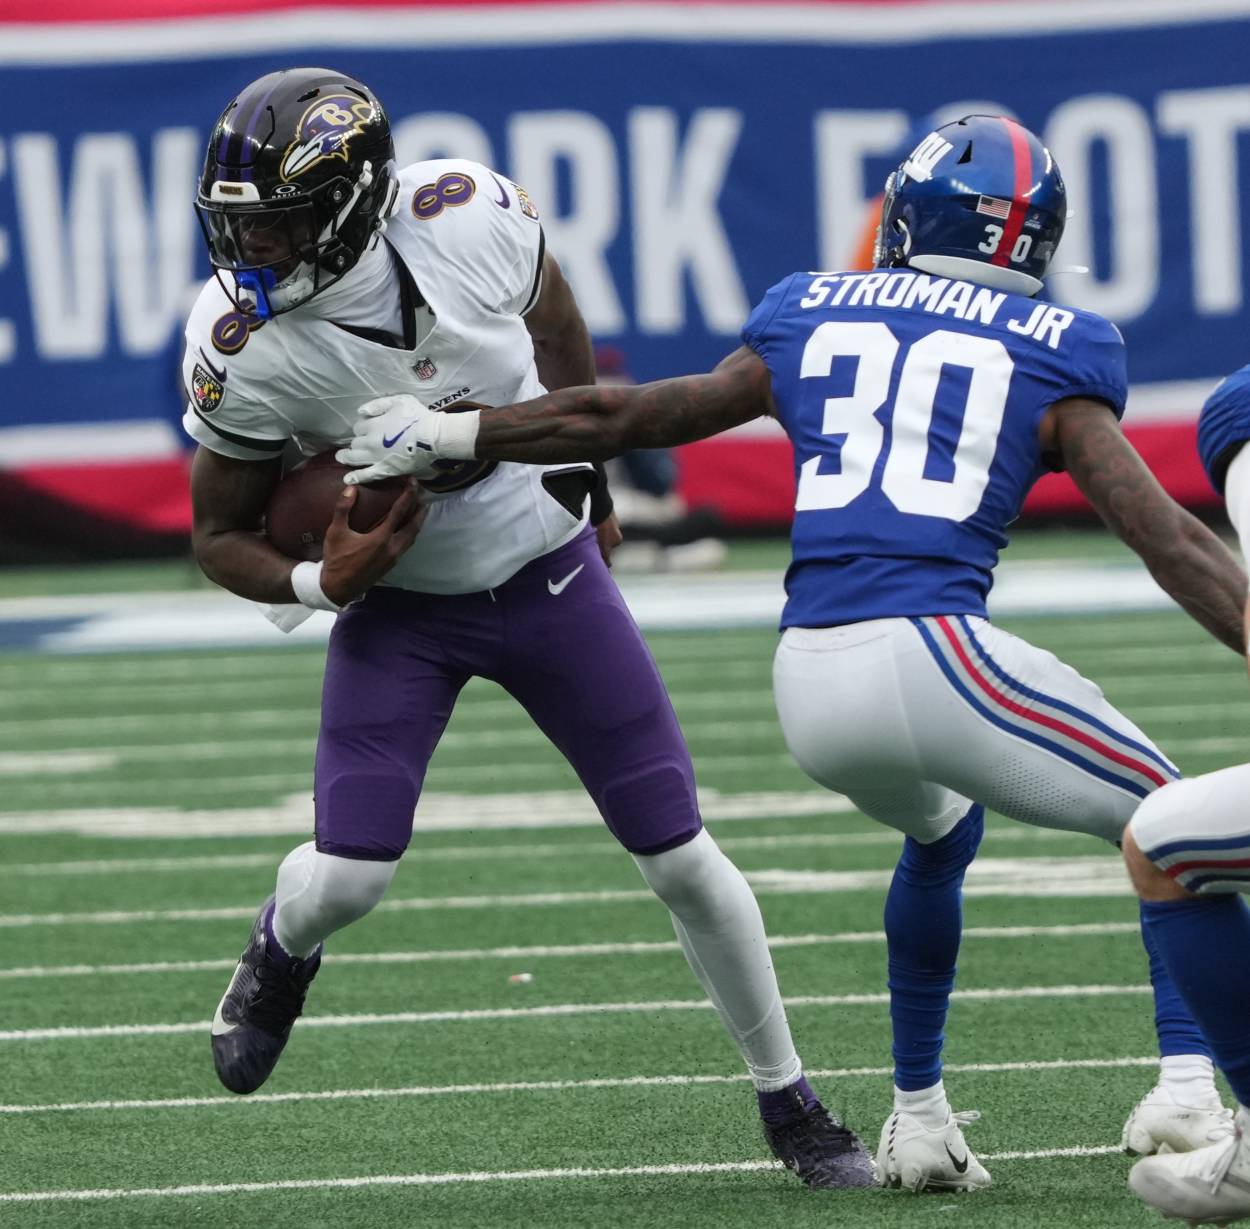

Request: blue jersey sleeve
left=1197, top=366, right=1250, bottom=494
left=741, top=274, right=803, bottom=364
left=1048, top=314, right=1128, bottom=420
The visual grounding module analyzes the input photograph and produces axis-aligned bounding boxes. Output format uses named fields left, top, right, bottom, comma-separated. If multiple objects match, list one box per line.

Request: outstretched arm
left=1041, top=397, right=1247, bottom=653
left=338, top=347, right=775, bottom=481
left=469, top=345, right=776, bottom=463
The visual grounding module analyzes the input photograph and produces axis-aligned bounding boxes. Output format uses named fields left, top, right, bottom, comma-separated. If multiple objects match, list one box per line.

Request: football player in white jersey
left=184, top=67, right=874, bottom=1189
left=341, top=116, right=1249, bottom=1193
left=1123, top=371, right=1250, bottom=1225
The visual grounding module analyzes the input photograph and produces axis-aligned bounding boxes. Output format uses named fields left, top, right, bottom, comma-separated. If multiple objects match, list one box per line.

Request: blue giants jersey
left=742, top=269, right=1128, bottom=629
left=1198, top=364, right=1250, bottom=494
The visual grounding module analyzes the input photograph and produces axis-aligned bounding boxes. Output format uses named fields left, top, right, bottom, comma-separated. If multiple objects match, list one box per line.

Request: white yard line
left=0, top=1144, right=1127, bottom=1204
left=0, top=1056, right=1158, bottom=1116
left=0, top=984, right=1150, bottom=1043
left=0, top=786, right=856, bottom=838
left=0, top=922, right=1139, bottom=981
left=0, top=855, right=1131, bottom=927
left=0, top=825, right=1091, bottom=877
left=0, top=752, right=116, bottom=776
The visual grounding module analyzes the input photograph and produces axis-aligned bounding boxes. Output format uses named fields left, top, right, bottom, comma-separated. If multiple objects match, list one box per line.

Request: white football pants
left=1131, top=763, right=1250, bottom=895
left=773, top=615, right=1177, bottom=844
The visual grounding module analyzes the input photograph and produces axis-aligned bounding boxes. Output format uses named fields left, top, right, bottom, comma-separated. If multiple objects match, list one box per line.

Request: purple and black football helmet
left=874, top=114, right=1066, bottom=297
left=196, top=67, right=399, bottom=318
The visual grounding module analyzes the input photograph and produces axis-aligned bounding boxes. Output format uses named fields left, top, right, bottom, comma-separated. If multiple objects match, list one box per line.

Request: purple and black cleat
left=210, top=895, right=321, bottom=1095
left=763, top=1096, right=877, bottom=1190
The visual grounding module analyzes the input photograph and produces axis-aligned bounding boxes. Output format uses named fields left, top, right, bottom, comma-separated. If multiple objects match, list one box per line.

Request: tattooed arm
left=1041, top=397, right=1247, bottom=653
left=469, top=345, right=776, bottom=462
left=338, top=347, right=774, bottom=482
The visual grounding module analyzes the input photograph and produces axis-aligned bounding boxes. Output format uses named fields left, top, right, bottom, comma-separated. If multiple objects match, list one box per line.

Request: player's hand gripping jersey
left=743, top=268, right=1127, bottom=628
left=183, top=158, right=590, bottom=594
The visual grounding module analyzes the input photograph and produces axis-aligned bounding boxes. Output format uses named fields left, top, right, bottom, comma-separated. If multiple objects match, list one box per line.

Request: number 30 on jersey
left=795, top=321, right=1013, bottom=522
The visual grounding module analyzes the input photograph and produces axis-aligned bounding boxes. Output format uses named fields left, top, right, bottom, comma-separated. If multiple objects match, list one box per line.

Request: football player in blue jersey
left=341, top=114, right=1250, bottom=1193
left=1122, top=371, right=1250, bottom=1225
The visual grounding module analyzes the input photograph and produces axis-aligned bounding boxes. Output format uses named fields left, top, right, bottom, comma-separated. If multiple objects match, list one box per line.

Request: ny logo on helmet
left=902, top=133, right=954, bottom=184
left=280, top=95, right=375, bottom=181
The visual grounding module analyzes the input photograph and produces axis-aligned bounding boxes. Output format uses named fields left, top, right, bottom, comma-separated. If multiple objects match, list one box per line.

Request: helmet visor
left=196, top=199, right=317, bottom=280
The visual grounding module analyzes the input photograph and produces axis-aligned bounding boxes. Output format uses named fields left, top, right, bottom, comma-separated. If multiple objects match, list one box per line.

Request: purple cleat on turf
left=763, top=1093, right=877, bottom=1189
left=210, top=896, right=321, bottom=1094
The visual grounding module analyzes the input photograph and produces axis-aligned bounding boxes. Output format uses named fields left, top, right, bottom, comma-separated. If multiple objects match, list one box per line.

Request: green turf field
left=1, top=553, right=1247, bottom=1227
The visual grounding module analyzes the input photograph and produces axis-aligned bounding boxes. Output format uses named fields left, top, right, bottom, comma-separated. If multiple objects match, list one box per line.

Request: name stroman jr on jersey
left=796, top=269, right=1082, bottom=349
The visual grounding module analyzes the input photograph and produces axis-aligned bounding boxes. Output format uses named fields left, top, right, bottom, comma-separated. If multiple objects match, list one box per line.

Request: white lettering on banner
left=508, top=111, right=625, bottom=333
left=812, top=109, right=908, bottom=269
left=15, top=129, right=200, bottom=360
left=1158, top=86, right=1250, bottom=316
left=0, top=140, right=13, bottom=364
left=1045, top=96, right=1159, bottom=321
left=630, top=107, right=748, bottom=334
left=392, top=113, right=494, bottom=168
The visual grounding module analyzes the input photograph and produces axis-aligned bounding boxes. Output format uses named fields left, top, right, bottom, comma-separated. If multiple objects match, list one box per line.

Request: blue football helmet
left=873, top=114, right=1066, bottom=297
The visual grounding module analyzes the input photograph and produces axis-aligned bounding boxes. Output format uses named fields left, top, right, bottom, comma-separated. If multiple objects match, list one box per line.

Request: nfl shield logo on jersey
left=191, top=364, right=225, bottom=413
left=414, top=357, right=437, bottom=381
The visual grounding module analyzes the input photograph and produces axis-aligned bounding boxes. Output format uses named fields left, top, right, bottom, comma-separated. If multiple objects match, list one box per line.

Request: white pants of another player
left=773, top=614, right=1178, bottom=845
left=1131, top=763, right=1250, bottom=895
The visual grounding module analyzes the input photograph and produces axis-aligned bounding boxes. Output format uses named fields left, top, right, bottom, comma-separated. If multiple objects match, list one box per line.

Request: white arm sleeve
left=1224, top=445, right=1250, bottom=554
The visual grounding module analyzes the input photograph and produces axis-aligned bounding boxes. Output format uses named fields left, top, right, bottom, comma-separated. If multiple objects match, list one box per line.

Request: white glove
left=336, top=393, right=480, bottom=485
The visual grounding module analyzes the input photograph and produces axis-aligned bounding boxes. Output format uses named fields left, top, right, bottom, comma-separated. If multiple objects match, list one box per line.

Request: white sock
left=1159, top=1054, right=1222, bottom=1108
left=894, top=1081, right=950, bottom=1127
left=632, top=829, right=802, bottom=1090
left=272, top=841, right=399, bottom=957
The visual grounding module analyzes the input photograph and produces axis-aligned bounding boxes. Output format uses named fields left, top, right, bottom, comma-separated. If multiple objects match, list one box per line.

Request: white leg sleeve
left=1131, top=764, right=1250, bottom=895
left=272, top=841, right=400, bottom=957
left=633, top=829, right=801, bottom=1090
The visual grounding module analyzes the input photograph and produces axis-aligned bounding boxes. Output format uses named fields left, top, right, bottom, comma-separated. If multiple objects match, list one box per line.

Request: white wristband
left=435, top=408, right=481, bottom=460
left=290, top=561, right=342, bottom=612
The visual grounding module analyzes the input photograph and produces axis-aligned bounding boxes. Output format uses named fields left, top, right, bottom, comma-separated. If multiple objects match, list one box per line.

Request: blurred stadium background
left=3, top=1, right=1250, bottom=1225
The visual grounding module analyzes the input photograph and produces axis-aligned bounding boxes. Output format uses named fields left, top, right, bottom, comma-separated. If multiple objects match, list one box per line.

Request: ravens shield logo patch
left=191, top=363, right=225, bottom=414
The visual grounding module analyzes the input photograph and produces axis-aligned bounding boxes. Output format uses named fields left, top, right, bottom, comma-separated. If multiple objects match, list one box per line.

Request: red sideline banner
left=3, top=418, right=1215, bottom=552
left=676, top=420, right=1222, bottom=528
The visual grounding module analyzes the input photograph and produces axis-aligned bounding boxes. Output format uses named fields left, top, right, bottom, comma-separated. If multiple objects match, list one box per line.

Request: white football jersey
left=181, top=158, right=590, bottom=594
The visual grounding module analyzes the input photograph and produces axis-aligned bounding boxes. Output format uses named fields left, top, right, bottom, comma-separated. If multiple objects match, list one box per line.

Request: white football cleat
left=1122, top=1085, right=1235, bottom=1156
left=877, top=1107, right=992, bottom=1193
left=1129, top=1110, right=1250, bottom=1226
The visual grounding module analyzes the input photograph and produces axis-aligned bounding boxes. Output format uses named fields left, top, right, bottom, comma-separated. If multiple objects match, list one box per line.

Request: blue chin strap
left=235, top=268, right=279, bottom=320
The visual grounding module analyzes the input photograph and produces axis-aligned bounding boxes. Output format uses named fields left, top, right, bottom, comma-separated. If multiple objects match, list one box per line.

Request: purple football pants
left=314, top=528, right=702, bottom=860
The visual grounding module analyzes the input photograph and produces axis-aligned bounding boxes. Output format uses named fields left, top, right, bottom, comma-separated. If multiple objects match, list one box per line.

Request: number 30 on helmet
left=195, top=66, right=399, bottom=319
left=873, top=114, right=1067, bottom=298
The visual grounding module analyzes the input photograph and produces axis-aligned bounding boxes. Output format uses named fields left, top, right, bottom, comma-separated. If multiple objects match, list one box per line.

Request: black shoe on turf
left=764, top=1101, right=878, bottom=1189
left=210, top=895, right=321, bottom=1095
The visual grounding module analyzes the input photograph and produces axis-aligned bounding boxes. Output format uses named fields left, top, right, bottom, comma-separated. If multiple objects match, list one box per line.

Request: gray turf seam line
left=0, top=1057, right=1160, bottom=1116
left=0, top=984, right=1152, bottom=1042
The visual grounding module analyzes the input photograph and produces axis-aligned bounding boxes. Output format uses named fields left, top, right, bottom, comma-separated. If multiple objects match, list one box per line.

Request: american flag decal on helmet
left=976, top=196, right=1012, bottom=220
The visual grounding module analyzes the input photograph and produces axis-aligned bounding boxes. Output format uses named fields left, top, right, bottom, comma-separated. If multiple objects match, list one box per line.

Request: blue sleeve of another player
left=741, top=274, right=802, bottom=363
left=1198, top=366, right=1250, bottom=494
left=1050, top=314, right=1129, bottom=419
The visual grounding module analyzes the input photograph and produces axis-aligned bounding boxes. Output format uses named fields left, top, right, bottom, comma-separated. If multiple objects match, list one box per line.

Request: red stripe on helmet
left=990, top=117, right=1033, bottom=269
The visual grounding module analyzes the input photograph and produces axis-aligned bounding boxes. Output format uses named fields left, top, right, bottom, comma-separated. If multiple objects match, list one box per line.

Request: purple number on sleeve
left=411, top=172, right=477, bottom=220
